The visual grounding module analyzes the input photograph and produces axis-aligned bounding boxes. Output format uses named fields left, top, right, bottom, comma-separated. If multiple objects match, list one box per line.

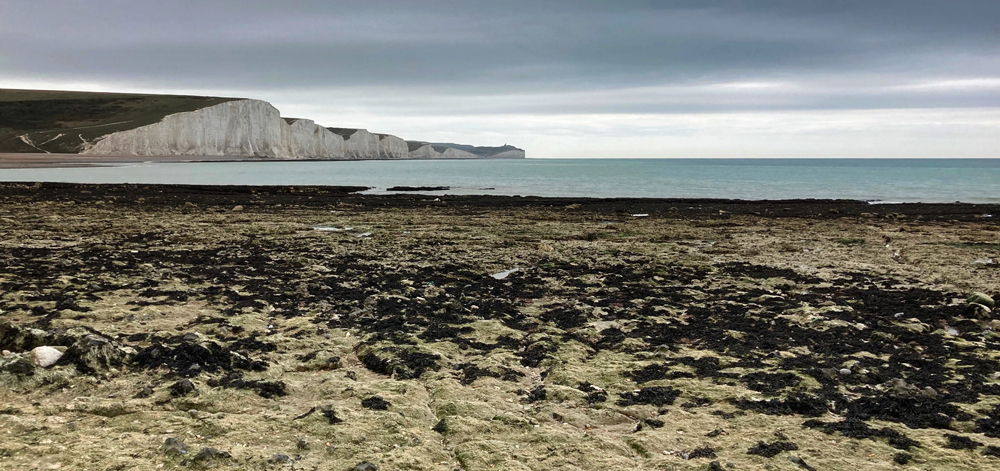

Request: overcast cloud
left=1, top=0, right=998, bottom=157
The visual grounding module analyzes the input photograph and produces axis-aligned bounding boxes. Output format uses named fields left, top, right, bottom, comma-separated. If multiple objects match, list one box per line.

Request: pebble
left=355, top=462, right=378, bottom=471
left=29, top=346, right=63, bottom=368
left=838, top=368, right=852, bottom=376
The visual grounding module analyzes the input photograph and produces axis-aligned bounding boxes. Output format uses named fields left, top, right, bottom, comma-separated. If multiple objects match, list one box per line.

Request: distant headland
left=0, top=89, right=524, bottom=160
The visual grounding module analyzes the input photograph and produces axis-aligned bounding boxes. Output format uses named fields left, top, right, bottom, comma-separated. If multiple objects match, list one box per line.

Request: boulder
left=968, top=292, right=995, bottom=309
left=30, top=346, right=64, bottom=368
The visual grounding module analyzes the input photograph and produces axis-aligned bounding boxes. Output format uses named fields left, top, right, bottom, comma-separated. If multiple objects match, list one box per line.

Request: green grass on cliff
left=0, top=89, right=240, bottom=153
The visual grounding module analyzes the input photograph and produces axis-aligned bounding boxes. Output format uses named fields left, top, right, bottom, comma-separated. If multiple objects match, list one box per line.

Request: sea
left=2, top=158, right=999, bottom=203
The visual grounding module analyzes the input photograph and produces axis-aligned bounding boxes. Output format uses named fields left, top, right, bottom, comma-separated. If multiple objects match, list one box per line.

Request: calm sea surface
left=3, top=158, right=999, bottom=203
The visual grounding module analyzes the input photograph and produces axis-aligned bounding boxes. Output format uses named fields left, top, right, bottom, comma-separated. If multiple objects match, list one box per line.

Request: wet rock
left=643, top=418, right=665, bottom=428
left=30, top=346, right=63, bottom=368
left=169, top=379, right=196, bottom=396
left=193, top=447, right=231, bottom=463
left=0, top=321, right=50, bottom=352
left=683, top=446, right=716, bottom=459
left=133, top=386, right=154, bottom=399
left=968, top=292, right=995, bottom=309
left=162, top=437, right=188, bottom=456
left=709, top=461, right=725, bottom=471
left=983, top=445, right=1000, bottom=458
left=525, top=385, right=546, bottom=402
left=320, top=405, right=343, bottom=424
left=354, top=462, right=377, bottom=471
left=361, top=396, right=391, bottom=410
left=1, top=357, right=34, bottom=374
left=55, top=328, right=132, bottom=374
left=432, top=419, right=448, bottom=434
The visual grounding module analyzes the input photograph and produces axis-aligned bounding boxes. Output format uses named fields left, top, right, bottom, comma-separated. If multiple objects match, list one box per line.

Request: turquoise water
left=2, top=158, right=999, bottom=203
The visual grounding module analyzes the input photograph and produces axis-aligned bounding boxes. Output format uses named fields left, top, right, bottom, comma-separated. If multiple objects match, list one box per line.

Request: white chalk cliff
left=81, top=98, right=523, bottom=159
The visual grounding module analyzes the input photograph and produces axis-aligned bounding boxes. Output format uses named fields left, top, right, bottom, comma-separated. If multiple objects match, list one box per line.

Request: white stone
left=30, top=346, right=63, bottom=368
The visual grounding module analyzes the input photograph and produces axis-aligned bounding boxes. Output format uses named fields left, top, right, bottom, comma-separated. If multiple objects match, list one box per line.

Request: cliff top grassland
left=0, top=89, right=241, bottom=153
left=2, top=183, right=1000, bottom=470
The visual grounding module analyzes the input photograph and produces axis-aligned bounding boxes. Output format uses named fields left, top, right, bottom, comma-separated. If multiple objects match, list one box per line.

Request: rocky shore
left=1, top=183, right=1000, bottom=470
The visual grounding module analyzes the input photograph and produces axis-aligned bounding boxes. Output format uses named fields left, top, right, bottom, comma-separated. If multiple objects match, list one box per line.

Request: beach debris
left=355, top=232, right=373, bottom=238
left=974, top=258, right=995, bottom=265
left=631, top=213, right=649, bottom=218
left=313, top=225, right=347, bottom=232
left=29, top=346, right=63, bottom=368
left=161, top=437, right=188, bottom=456
left=491, top=267, right=520, bottom=280
left=968, top=292, right=995, bottom=309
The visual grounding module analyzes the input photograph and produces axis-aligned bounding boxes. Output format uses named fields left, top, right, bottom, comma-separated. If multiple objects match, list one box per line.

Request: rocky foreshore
left=2, top=183, right=1000, bottom=470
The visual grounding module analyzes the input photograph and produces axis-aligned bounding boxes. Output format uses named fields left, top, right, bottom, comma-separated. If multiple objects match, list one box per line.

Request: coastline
left=2, top=183, right=999, bottom=470
left=0, top=153, right=507, bottom=169
left=0, top=153, right=253, bottom=169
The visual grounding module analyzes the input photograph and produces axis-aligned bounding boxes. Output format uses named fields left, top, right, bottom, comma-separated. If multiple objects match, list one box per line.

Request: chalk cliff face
left=377, top=134, right=408, bottom=159
left=404, top=142, right=484, bottom=159
left=83, top=100, right=286, bottom=157
left=281, top=118, right=345, bottom=159
left=69, top=94, right=524, bottom=159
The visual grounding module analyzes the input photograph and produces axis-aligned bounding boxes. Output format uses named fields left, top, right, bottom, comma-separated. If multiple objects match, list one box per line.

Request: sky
left=1, top=0, right=998, bottom=158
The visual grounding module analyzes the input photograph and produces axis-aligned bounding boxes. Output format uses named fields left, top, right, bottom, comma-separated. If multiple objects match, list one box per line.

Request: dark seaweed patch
left=617, top=386, right=681, bottom=407
left=207, top=372, right=286, bottom=398
left=747, top=440, right=798, bottom=458
left=943, top=434, right=983, bottom=450
left=802, top=419, right=920, bottom=450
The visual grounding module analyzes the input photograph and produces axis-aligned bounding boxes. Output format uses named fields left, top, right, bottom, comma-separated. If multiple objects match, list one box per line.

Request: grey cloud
left=1, top=0, right=998, bottom=114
